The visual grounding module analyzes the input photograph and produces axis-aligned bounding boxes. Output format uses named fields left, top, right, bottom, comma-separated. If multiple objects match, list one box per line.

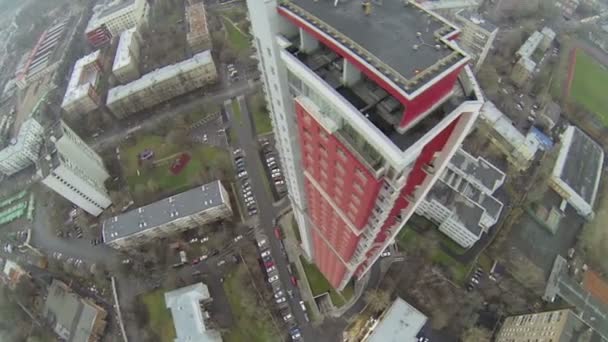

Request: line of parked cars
left=466, top=267, right=484, bottom=292
left=234, top=149, right=257, bottom=216
left=227, top=64, right=239, bottom=83
left=261, top=141, right=287, bottom=196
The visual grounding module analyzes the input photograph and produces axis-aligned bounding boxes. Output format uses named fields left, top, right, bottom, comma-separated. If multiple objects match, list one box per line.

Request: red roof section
left=583, top=271, right=608, bottom=306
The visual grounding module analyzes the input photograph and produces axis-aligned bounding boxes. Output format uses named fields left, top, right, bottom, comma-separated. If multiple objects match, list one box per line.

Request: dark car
left=210, top=249, right=219, bottom=256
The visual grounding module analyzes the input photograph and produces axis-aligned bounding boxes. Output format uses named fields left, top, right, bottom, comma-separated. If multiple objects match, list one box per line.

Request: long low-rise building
left=61, top=50, right=104, bottom=116
left=478, top=101, right=539, bottom=171
left=549, top=126, right=603, bottom=220
left=85, top=0, right=149, bottom=47
left=43, top=279, right=108, bottom=342
left=106, top=50, right=217, bottom=118
left=112, top=27, right=141, bottom=84
left=165, top=283, right=222, bottom=342
left=416, top=148, right=505, bottom=248
left=102, top=180, right=232, bottom=248
left=185, top=2, right=211, bottom=52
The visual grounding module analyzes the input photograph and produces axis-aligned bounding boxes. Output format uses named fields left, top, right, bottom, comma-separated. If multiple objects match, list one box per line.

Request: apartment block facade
left=0, top=119, right=44, bottom=176
left=247, top=0, right=483, bottom=289
left=86, top=0, right=149, bottom=47
left=453, top=10, right=498, bottom=72
left=185, top=2, right=211, bottom=52
left=102, top=181, right=232, bottom=249
left=107, top=50, right=217, bottom=118
left=38, top=121, right=111, bottom=216
left=496, top=309, right=585, bottom=342
left=61, top=50, right=104, bottom=116
left=112, top=27, right=141, bottom=84
left=417, top=148, right=505, bottom=248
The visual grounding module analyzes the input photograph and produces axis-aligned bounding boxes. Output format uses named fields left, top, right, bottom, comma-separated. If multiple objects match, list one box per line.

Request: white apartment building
left=0, top=118, right=44, bottom=176
left=38, top=121, right=111, bottom=216
left=107, top=50, right=217, bottom=118
left=61, top=50, right=103, bottom=116
left=417, top=149, right=505, bottom=248
left=102, top=181, right=232, bottom=249
left=185, top=2, right=211, bottom=52
left=85, top=0, right=149, bottom=46
left=453, top=10, right=498, bottom=72
left=112, top=27, right=141, bottom=84
left=550, top=126, right=603, bottom=220
left=164, top=283, right=222, bottom=342
left=479, top=101, right=539, bottom=171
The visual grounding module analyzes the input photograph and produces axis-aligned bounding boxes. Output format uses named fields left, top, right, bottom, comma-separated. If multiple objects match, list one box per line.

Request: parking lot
left=255, top=227, right=307, bottom=341
left=260, top=138, right=287, bottom=200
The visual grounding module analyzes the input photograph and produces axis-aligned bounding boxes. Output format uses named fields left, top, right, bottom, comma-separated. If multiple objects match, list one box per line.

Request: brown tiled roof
left=583, top=271, right=608, bottom=306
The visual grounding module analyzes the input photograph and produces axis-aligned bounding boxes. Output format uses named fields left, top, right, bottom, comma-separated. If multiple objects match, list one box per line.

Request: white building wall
left=247, top=0, right=314, bottom=260
left=42, top=163, right=111, bottom=216
left=0, top=119, right=44, bottom=175
left=54, top=122, right=109, bottom=182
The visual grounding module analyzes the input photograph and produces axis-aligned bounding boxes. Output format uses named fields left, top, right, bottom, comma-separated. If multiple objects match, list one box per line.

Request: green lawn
left=122, top=135, right=232, bottom=202
left=396, top=227, right=417, bottom=250
left=141, top=290, right=175, bottom=342
left=299, top=256, right=348, bottom=307
left=222, top=17, right=250, bottom=52
left=223, top=266, right=280, bottom=342
left=570, top=50, right=608, bottom=126
left=431, top=249, right=469, bottom=284
left=252, top=106, right=272, bottom=135
left=231, top=99, right=242, bottom=124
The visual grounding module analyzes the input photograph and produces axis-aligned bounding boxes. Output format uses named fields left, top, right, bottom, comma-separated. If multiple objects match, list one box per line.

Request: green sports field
left=570, top=50, right=608, bottom=126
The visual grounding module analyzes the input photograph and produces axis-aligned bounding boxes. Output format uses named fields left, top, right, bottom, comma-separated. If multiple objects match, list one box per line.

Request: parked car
left=267, top=266, right=276, bottom=273
left=261, top=250, right=271, bottom=258
left=290, top=276, right=298, bottom=286
left=276, top=297, right=287, bottom=304
left=257, top=239, right=267, bottom=247
left=274, top=227, right=283, bottom=239
left=283, top=313, right=293, bottom=321
left=274, top=290, right=284, bottom=299
left=233, top=235, right=243, bottom=242
left=268, top=275, right=279, bottom=283
left=299, top=300, right=306, bottom=311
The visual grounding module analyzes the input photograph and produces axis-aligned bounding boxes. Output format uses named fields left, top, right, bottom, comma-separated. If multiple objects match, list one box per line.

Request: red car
left=191, top=258, right=200, bottom=265
left=274, top=227, right=283, bottom=239
left=265, top=260, right=274, bottom=268
left=290, top=275, right=298, bottom=286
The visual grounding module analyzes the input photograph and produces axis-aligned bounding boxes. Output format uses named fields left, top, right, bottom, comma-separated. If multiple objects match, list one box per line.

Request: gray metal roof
left=427, top=180, right=484, bottom=235
left=282, top=0, right=466, bottom=90
left=449, top=149, right=505, bottom=193
left=43, top=279, right=103, bottom=342
left=102, top=180, right=227, bottom=243
left=164, top=283, right=222, bottom=342
left=556, top=126, right=604, bottom=204
left=367, top=297, right=427, bottom=342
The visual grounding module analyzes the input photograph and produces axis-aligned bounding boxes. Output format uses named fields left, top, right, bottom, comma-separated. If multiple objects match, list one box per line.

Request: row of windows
left=52, top=173, right=103, bottom=209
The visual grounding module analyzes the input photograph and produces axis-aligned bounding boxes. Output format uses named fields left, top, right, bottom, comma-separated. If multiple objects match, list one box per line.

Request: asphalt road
left=90, top=80, right=261, bottom=152
left=227, top=95, right=339, bottom=341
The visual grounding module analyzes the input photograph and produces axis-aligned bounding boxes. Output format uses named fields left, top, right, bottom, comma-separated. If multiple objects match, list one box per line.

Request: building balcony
left=284, top=41, right=466, bottom=162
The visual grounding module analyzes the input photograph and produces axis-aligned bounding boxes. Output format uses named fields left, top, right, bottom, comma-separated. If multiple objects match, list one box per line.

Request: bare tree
left=364, top=289, right=391, bottom=313
left=461, top=326, right=492, bottom=342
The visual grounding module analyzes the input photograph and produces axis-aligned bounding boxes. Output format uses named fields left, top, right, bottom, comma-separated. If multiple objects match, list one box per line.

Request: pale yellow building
left=496, top=309, right=589, bottom=342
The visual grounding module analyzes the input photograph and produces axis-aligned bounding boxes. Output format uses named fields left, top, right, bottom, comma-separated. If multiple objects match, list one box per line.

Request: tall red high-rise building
left=247, top=0, right=484, bottom=289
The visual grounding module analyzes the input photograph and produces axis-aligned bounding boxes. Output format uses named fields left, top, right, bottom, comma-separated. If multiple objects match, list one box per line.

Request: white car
left=283, top=313, right=293, bottom=321
left=276, top=297, right=287, bottom=304
left=200, top=236, right=209, bottom=243
left=267, top=266, right=276, bottom=273
left=274, top=290, right=284, bottom=299
left=257, top=239, right=267, bottom=247
left=268, top=275, right=279, bottom=283
left=299, top=300, right=306, bottom=311
left=261, top=250, right=271, bottom=258
left=238, top=171, right=248, bottom=178
left=233, top=235, right=243, bottom=242
left=380, top=250, right=391, bottom=257
left=217, top=260, right=226, bottom=266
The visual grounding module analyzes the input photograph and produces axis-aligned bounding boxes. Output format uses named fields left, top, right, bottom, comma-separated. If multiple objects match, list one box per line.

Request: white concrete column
left=299, top=28, right=318, bottom=53
left=343, top=60, right=361, bottom=87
